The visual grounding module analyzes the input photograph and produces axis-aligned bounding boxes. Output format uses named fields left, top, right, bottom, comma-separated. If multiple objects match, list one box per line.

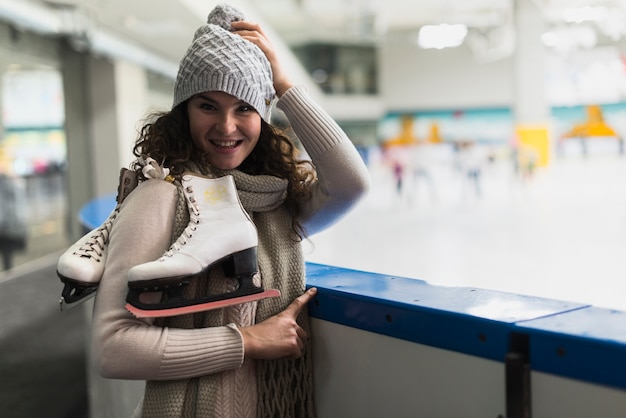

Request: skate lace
left=140, top=156, right=171, bottom=180
left=73, top=209, right=117, bottom=262
left=161, top=184, right=200, bottom=259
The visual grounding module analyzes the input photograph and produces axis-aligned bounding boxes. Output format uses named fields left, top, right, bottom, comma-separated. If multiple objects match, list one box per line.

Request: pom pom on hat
left=172, top=3, right=275, bottom=122
left=206, top=3, right=244, bottom=31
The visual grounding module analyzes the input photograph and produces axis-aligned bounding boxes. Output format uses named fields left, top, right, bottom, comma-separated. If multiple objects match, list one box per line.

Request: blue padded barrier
left=516, top=307, right=626, bottom=389
left=305, top=263, right=587, bottom=363
left=81, top=195, right=626, bottom=391
left=79, top=192, right=116, bottom=232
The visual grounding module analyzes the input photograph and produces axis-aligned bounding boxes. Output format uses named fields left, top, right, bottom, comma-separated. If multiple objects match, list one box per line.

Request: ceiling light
left=541, top=26, right=597, bottom=52
left=418, top=24, right=468, bottom=49
left=563, top=6, right=608, bottom=23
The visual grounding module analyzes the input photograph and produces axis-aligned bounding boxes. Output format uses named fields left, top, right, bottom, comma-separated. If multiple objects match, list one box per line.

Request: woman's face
left=187, top=91, right=262, bottom=170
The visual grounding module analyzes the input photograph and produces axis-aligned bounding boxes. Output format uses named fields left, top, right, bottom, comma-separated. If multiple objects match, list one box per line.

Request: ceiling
left=3, top=0, right=626, bottom=77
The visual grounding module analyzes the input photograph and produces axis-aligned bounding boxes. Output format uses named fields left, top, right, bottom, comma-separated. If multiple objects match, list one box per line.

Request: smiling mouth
left=211, top=140, right=242, bottom=149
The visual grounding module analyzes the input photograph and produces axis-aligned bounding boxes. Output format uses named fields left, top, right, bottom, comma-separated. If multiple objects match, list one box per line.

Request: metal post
left=506, top=332, right=531, bottom=418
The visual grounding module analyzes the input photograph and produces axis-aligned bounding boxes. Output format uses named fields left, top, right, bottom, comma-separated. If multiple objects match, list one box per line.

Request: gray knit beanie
left=172, top=3, right=275, bottom=122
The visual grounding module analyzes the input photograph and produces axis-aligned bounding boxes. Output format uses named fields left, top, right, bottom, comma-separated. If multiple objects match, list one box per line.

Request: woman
left=91, top=4, right=369, bottom=417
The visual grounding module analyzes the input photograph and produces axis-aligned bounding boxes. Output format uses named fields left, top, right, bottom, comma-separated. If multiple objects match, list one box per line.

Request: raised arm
left=232, top=20, right=370, bottom=235
left=279, top=86, right=370, bottom=236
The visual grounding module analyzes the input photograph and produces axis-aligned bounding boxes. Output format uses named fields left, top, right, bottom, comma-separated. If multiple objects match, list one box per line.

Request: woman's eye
left=199, top=103, right=216, bottom=110
left=238, top=105, right=253, bottom=112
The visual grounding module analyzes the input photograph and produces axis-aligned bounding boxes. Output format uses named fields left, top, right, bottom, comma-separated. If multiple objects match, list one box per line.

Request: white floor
left=304, top=140, right=626, bottom=312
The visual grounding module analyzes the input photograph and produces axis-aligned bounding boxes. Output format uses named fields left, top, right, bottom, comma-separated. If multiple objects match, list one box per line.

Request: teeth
left=213, top=140, right=238, bottom=147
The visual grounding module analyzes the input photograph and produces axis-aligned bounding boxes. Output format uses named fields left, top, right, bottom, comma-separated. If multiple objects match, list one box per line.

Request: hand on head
left=231, top=20, right=294, bottom=97
left=240, top=287, right=317, bottom=360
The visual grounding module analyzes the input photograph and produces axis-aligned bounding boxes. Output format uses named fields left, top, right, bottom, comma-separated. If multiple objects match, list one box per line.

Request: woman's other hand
left=231, top=20, right=294, bottom=97
left=240, top=287, right=317, bottom=360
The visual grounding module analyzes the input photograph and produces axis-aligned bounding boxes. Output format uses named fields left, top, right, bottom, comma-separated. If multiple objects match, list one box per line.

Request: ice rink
left=305, top=139, right=626, bottom=312
left=3, top=139, right=625, bottom=314
left=0, top=138, right=624, bottom=417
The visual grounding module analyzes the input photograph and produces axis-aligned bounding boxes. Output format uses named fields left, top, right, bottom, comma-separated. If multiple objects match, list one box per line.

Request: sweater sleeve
left=276, top=85, right=371, bottom=236
left=91, top=179, right=244, bottom=381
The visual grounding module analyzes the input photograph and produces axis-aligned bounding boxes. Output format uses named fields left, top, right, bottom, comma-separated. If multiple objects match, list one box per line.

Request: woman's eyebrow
left=194, top=93, right=216, bottom=102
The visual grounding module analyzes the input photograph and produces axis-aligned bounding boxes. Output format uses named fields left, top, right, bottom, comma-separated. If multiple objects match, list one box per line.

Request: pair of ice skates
left=57, top=165, right=279, bottom=317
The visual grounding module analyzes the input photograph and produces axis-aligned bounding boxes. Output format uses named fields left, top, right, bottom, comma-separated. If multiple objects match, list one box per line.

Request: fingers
left=283, top=287, right=317, bottom=319
left=230, top=21, right=276, bottom=65
left=284, top=288, right=317, bottom=358
left=296, top=321, right=309, bottom=344
left=230, top=21, right=266, bottom=46
left=231, top=20, right=263, bottom=34
left=289, top=314, right=309, bottom=359
left=230, top=19, right=294, bottom=96
left=240, top=288, right=317, bottom=360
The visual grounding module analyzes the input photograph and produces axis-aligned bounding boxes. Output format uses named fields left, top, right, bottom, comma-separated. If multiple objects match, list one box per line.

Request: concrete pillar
left=60, top=41, right=93, bottom=241
left=61, top=42, right=149, bottom=240
left=88, top=57, right=147, bottom=196
left=87, top=56, right=120, bottom=197
left=512, top=0, right=551, bottom=167
left=513, top=0, right=550, bottom=124
left=114, top=60, right=147, bottom=170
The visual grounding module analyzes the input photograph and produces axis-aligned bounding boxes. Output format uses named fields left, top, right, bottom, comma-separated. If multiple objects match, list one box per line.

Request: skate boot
left=125, top=173, right=280, bottom=318
left=58, top=167, right=141, bottom=310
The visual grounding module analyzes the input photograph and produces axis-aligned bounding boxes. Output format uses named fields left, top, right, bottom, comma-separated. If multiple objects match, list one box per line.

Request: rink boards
left=82, top=196, right=626, bottom=418
left=306, top=263, right=626, bottom=418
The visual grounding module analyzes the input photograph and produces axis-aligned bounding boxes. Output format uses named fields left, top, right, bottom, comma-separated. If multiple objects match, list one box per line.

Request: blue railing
left=306, top=263, right=626, bottom=391
left=80, top=195, right=626, bottom=392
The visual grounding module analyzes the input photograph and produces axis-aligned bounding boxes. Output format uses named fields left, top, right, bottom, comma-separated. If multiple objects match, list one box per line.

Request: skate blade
left=125, top=289, right=281, bottom=318
left=59, top=291, right=97, bottom=311
left=59, top=280, right=98, bottom=311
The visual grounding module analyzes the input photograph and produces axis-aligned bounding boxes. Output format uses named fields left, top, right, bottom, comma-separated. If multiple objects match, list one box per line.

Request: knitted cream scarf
left=141, top=164, right=316, bottom=418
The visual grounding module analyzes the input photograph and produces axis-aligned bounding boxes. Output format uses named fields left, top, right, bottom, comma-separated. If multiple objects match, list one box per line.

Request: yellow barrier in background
left=516, top=124, right=550, bottom=168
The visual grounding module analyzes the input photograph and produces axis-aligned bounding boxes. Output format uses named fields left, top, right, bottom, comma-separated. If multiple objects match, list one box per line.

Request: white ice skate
left=57, top=167, right=138, bottom=310
left=57, top=157, right=169, bottom=310
left=125, top=173, right=280, bottom=318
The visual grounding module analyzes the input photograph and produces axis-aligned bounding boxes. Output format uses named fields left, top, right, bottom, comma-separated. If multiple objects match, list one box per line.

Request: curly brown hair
left=132, top=104, right=316, bottom=239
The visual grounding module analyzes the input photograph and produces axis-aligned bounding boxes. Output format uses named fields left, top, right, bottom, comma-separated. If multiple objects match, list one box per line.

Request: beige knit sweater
left=91, top=86, right=370, bottom=417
